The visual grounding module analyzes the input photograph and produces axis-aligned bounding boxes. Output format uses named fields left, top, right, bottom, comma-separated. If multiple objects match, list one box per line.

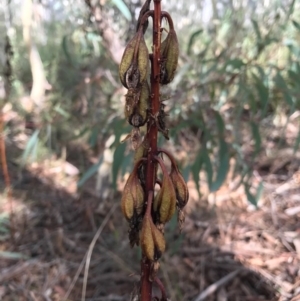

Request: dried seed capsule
left=150, top=222, right=166, bottom=259
left=141, top=215, right=155, bottom=260
left=121, top=166, right=145, bottom=221
left=134, top=141, right=147, bottom=164
left=160, top=28, right=179, bottom=85
left=153, top=172, right=176, bottom=224
left=170, top=166, right=189, bottom=209
left=129, top=81, right=150, bottom=127
left=119, top=30, right=149, bottom=89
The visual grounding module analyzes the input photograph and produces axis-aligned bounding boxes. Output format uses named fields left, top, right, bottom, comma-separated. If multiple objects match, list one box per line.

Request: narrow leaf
left=0, top=251, right=29, bottom=260
left=77, top=156, right=103, bottom=188
left=244, top=184, right=258, bottom=208
left=211, top=139, right=230, bottom=192
left=21, top=129, right=40, bottom=167
left=111, top=0, right=131, bottom=21
left=191, top=150, right=203, bottom=196
left=250, top=121, right=261, bottom=156
left=202, top=148, right=212, bottom=189
left=112, top=142, right=126, bottom=189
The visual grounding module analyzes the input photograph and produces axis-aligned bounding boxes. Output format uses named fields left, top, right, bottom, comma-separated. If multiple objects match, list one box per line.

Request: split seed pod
left=124, top=88, right=139, bottom=121
left=119, top=30, right=149, bottom=89
left=160, top=28, right=179, bottom=85
left=153, top=171, right=176, bottom=224
left=170, top=166, right=189, bottom=209
left=121, top=164, right=145, bottom=221
left=141, top=215, right=166, bottom=261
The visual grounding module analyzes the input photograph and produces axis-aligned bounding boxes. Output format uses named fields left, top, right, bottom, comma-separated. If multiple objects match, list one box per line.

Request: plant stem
left=141, top=1, right=162, bottom=300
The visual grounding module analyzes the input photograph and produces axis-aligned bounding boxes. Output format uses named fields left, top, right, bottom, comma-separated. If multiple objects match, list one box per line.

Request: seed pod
left=153, top=172, right=176, bottom=224
left=141, top=215, right=155, bottom=260
left=160, top=28, right=179, bottom=85
left=119, top=30, right=149, bottom=89
left=134, top=141, right=147, bottom=164
left=150, top=222, right=166, bottom=258
left=170, top=166, right=189, bottom=209
left=129, top=81, right=150, bottom=127
left=121, top=167, right=145, bottom=221
left=130, top=127, right=141, bottom=151
left=124, top=89, right=138, bottom=121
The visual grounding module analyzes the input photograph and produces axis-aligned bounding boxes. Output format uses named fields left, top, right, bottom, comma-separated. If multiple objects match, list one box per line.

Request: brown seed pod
left=153, top=172, right=176, bottom=224
left=121, top=165, right=145, bottom=221
left=141, top=215, right=155, bottom=260
left=170, top=166, right=189, bottom=209
left=150, top=222, right=166, bottom=259
left=160, top=28, right=179, bottom=85
left=119, top=30, right=149, bottom=89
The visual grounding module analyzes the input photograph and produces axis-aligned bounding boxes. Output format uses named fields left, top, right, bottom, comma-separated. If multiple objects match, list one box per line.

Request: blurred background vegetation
left=1, top=0, right=300, bottom=205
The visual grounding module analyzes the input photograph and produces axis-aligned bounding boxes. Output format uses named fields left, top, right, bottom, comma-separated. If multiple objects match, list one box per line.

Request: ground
left=1, top=116, right=300, bottom=301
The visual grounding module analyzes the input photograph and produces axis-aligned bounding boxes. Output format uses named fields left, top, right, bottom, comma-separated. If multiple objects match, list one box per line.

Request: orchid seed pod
left=150, top=222, right=166, bottom=258
left=160, top=28, right=179, bottom=85
left=121, top=165, right=145, bottom=221
left=141, top=215, right=155, bottom=260
left=153, top=171, right=176, bottom=224
left=170, top=166, right=189, bottom=209
left=119, top=30, right=149, bottom=89
left=124, top=88, right=139, bottom=121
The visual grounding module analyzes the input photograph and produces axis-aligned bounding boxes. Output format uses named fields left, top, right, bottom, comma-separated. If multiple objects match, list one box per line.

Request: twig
left=81, top=203, right=118, bottom=301
left=194, top=268, right=244, bottom=301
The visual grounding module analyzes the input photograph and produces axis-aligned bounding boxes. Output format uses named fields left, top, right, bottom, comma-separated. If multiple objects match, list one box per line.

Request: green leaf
left=191, top=150, right=203, bottom=196
left=251, top=19, right=262, bottom=41
left=88, top=127, right=99, bottom=148
left=0, top=251, right=29, bottom=260
left=211, top=139, right=230, bottom=192
left=256, top=181, right=264, bottom=202
left=250, top=121, right=261, bottom=156
left=214, top=111, right=225, bottom=137
left=252, top=73, right=269, bottom=117
left=293, top=129, right=300, bottom=153
left=187, top=29, right=203, bottom=55
left=202, top=147, right=212, bottom=189
left=54, top=105, right=70, bottom=118
left=292, top=19, right=300, bottom=31
left=77, top=156, right=103, bottom=188
left=182, top=165, right=191, bottom=182
left=225, top=59, right=245, bottom=70
left=274, top=72, right=294, bottom=107
left=244, top=184, right=258, bottom=208
left=111, top=0, right=131, bottom=21
left=21, top=129, right=40, bottom=167
left=112, top=142, right=126, bottom=189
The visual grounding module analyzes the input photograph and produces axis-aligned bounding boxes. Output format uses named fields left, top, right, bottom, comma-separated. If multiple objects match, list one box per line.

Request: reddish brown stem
left=154, top=277, right=168, bottom=301
left=157, top=148, right=178, bottom=171
left=141, top=0, right=162, bottom=300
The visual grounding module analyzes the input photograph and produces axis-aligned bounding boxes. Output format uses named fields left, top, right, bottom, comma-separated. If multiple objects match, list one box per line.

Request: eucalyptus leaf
left=111, top=0, right=131, bottom=21
left=211, top=139, right=229, bottom=192
left=112, top=142, right=126, bottom=189
left=21, top=129, right=40, bottom=167
left=77, top=156, right=103, bottom=188
left=191, top=149, right=203, bottom=196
